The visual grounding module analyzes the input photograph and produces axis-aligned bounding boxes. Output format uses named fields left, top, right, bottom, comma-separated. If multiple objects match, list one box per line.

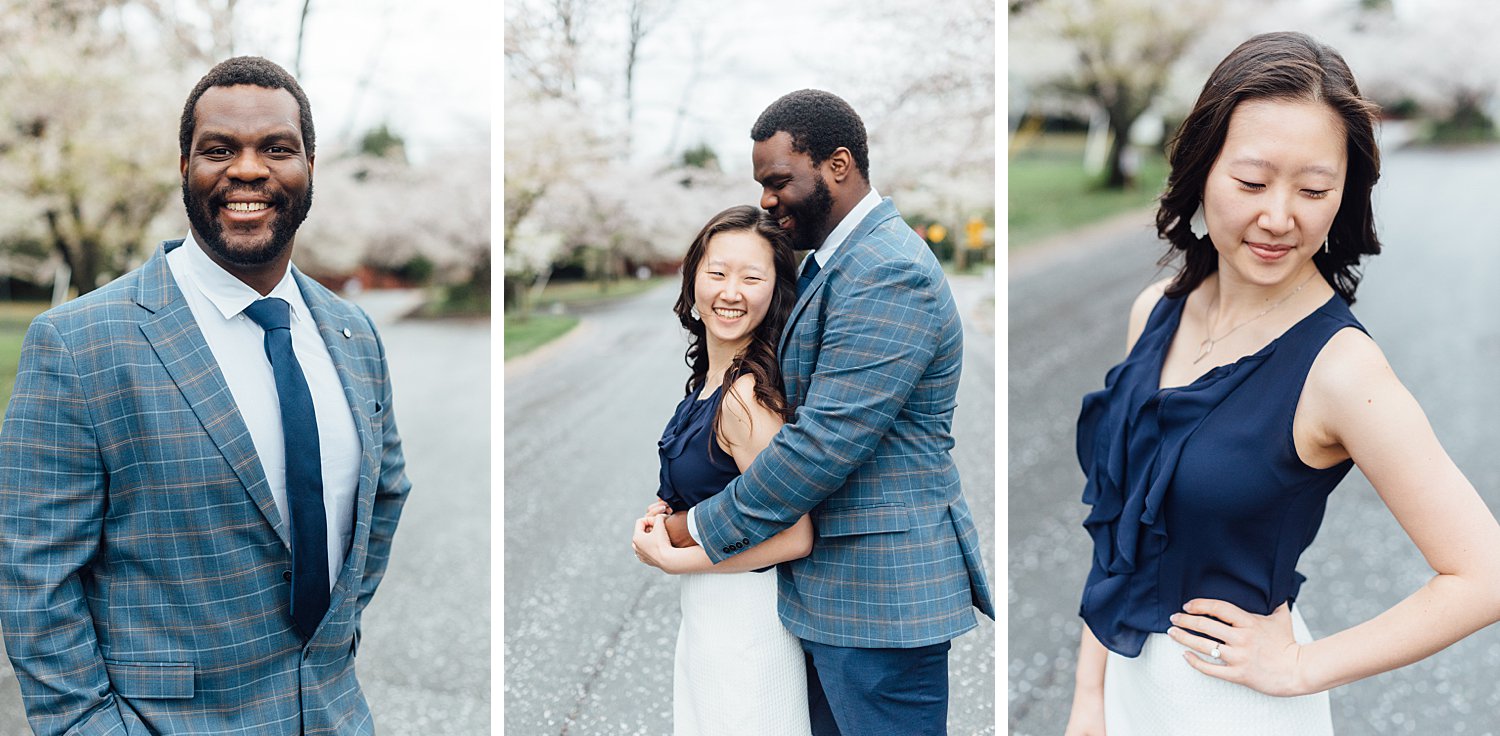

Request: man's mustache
left=209, top=186, right=290, bottom=208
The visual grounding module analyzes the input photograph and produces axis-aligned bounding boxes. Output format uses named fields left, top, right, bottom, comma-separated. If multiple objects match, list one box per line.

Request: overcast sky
left=587, top=1, right=900, bottom=174
left=226, top=0, right=490, bottom=162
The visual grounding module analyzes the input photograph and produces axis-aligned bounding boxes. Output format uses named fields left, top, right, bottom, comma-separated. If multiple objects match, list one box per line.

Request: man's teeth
left=225, top=202, right=269, bottom=212
left=713, top=308, right=746, bottom=318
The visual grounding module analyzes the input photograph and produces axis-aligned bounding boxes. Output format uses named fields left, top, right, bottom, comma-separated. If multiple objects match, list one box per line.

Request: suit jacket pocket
left=104, top=659, right=195, bottom=700
left=816, top=503, right=911, bottom=537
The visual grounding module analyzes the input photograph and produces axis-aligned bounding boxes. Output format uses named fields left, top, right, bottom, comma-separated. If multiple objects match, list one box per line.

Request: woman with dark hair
left=632, top=205, right=813, bottom=734
left=1065, top=32, right=1500, bottom=734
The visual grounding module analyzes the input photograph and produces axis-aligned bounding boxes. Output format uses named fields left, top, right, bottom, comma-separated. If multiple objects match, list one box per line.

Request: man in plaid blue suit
left=0, top=57, right=410, bottom=735
left=664, top=90, right=995, bottom=734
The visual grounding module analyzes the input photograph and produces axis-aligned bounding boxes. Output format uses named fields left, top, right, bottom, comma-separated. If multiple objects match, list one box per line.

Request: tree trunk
left=1102, top=114, right=1135, bottom=189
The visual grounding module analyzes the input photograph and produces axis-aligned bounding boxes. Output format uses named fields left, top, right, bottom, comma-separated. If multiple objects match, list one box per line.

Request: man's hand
left=664, top=511, right=698, bottom=549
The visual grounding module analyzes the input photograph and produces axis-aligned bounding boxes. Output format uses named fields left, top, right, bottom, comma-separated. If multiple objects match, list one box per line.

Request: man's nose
left=760, top=188, right=777, bottom=212
left=227, top=150, right=270, bottom=181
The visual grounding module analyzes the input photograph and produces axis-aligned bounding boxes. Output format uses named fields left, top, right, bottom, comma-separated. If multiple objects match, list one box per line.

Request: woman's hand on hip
left=1167, top=599, right=1311, bottom=696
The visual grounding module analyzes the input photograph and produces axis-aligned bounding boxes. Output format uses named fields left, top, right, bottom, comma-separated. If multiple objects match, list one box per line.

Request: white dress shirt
left=167, top=234, right=361, bottom=591
left=686, top=186, right=883, bottom=546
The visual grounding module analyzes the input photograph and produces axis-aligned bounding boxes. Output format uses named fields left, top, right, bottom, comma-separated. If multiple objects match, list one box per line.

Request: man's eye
left=204, top=147, right=232, bottom=156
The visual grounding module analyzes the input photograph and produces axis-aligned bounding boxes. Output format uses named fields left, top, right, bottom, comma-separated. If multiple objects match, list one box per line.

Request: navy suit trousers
left=802, top=638, right=951, bottom=736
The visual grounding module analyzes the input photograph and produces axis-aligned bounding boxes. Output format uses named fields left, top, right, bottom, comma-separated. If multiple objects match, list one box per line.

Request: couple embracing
left=631, top=89, right=995, bottom=735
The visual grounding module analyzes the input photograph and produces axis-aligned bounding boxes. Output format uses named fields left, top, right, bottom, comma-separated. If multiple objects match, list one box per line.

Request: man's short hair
left=751, top=89, right=869, bottom=180
left=179, top=56, right=316, bottom=158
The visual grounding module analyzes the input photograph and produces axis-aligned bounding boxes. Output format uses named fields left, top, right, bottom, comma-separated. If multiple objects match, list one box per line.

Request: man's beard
left=182, top=178, right=313, bottom=267
left=789, top=175, right=834, bottom=250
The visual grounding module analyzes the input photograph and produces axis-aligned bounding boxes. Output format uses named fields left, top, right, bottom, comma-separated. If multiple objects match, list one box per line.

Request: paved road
left=505, top=272, right=997, bottom=735
left=0, top=290, right=491, bottom=735
left=1009, top=145, right=1500, bottom=735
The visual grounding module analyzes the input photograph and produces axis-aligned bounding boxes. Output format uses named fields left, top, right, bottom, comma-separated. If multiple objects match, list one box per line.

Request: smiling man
left=0, top=57, right=411, bottom=735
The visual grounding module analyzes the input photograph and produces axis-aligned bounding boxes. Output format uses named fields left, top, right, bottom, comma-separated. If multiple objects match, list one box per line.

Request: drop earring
left=690, top=306, right=701, bottom=321
left=1323, top=239, right=1330, bottom=254
left=1189, top=204, right=1207, bottom=239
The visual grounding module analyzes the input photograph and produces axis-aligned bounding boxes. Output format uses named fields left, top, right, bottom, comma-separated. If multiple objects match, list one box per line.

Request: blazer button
left=722, top=546, right=732, bottom=554
left=283, top=570, right=293, bottom=582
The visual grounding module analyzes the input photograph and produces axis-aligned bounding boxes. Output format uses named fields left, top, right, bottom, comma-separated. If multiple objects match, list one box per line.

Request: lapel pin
left=342, top=328, right=352, bottom=338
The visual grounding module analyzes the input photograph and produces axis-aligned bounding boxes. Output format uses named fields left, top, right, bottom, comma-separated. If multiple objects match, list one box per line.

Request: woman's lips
left=1246, top=241, right=1293, bottom=262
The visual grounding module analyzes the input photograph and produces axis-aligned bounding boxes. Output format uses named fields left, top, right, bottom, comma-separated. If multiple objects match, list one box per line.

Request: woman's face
left=1202, top=98, right=1347, bottom=288
left=693, top=229, right=777, bottom=352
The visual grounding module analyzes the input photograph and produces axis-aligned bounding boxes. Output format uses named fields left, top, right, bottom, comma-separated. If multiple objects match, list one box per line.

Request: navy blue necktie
left=797, top=254, right=822, bottom=296
left=244, top=297, right=329, bottom=639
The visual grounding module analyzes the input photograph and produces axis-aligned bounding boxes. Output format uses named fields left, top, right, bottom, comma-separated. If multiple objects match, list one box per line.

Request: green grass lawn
left=1008, top=133, right=1168, bottom=249
left=0, top=302, right=50, bottom=418
left=531, top=276, right=666, bottom=310
left=503, top=276, right=665, bottom=360
left=504, top=313, right=580, bottom=361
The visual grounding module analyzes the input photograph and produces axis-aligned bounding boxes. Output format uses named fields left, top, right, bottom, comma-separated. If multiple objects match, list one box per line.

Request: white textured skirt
left=1103, top=604, right=1333, bottom=735
left=673, top=570, right=810, bottom=736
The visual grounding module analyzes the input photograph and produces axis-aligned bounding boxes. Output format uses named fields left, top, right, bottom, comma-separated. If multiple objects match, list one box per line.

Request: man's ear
left=307, top=153, right=315, bottom=177
left=180, top=154, right=188, bottom=178
left=825, top=147, right=853, bottom=183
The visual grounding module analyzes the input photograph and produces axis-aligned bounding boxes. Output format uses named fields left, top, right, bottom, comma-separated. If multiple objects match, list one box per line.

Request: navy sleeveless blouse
left=1076, top=292, right=1366, bottom=657
left=657, top=386, right=741, bottom=512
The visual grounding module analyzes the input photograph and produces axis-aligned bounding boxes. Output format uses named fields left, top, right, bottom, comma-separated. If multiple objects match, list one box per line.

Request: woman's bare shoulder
left=1306, top=326, right=1393, bottom=402
left=721, top=373, right=781, bottom=430
left=1125, top=278, right=1174, bottom=355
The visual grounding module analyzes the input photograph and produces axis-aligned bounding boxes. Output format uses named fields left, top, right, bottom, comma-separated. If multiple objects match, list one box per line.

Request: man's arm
left=0, top=316, right=130, bottom=735
left=356, top=316, right=412, bottom=614
left=692, top=257, right=947, bottom=563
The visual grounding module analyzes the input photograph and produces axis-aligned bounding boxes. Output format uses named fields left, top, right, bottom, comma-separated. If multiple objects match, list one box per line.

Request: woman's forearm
left=666, top=516, right=812, bottom=574
left=1074, top=623, right=1109, bottom=696
left=1296, top=572, right=1500, bottom=694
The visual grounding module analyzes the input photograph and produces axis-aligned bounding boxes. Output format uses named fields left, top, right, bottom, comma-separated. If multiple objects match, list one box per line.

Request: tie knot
left=243, top=297, right=291, bottom=332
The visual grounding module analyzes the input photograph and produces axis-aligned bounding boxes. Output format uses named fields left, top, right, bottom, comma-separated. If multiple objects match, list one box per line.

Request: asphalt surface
left=505, top=271, right=998, bottom=735
left=0, top=289, right=491, bottom=735
left=1009, top=145, right=1500, bottom=735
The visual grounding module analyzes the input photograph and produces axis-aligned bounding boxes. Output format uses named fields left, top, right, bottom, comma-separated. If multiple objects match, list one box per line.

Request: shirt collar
left=180, top=232, right=307, bottom=324
left=812, top=187, right=881, bottom=266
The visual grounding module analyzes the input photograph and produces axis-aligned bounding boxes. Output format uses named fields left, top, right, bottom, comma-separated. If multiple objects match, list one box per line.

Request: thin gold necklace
left=1193, top=269, right=1319, bottom=364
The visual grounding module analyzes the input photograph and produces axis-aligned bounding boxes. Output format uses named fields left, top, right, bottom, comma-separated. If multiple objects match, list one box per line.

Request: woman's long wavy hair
left=673, top=205, right=798, bottom=446
left=1156, top=31, right=1382, bottom=304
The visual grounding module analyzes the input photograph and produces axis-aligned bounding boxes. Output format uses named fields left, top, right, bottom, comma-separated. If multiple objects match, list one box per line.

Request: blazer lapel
left=135, top=240, right=288, bottom=547
left=777, top=198, right=901, bottom=358
left=294, top=268, right=379, bottom=611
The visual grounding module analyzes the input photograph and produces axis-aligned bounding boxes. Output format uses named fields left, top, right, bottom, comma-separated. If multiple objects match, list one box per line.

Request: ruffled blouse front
left=1076, top=293, right=1362, bottom=657
left=657, top=386, right=742, bottom=512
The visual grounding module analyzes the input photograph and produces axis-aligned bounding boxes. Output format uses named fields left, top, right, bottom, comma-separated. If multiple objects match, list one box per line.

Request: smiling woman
left=1064, top=31, right=1500, bottom=736
left=631, top=204, right=812, bottom=734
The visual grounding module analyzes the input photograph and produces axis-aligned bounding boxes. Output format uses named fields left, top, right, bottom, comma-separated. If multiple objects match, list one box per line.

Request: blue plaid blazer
left=0, top=240, right=411, bottom=735
left=694, top=198, right=995, bottom=648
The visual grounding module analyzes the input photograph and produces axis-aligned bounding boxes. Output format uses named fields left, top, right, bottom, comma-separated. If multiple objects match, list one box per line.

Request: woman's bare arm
left=1064, top=624, right=1109, bottom=735
left=1171, top=327, right=1500, bottom=695
left=635, top=375, right=813, bottom=574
